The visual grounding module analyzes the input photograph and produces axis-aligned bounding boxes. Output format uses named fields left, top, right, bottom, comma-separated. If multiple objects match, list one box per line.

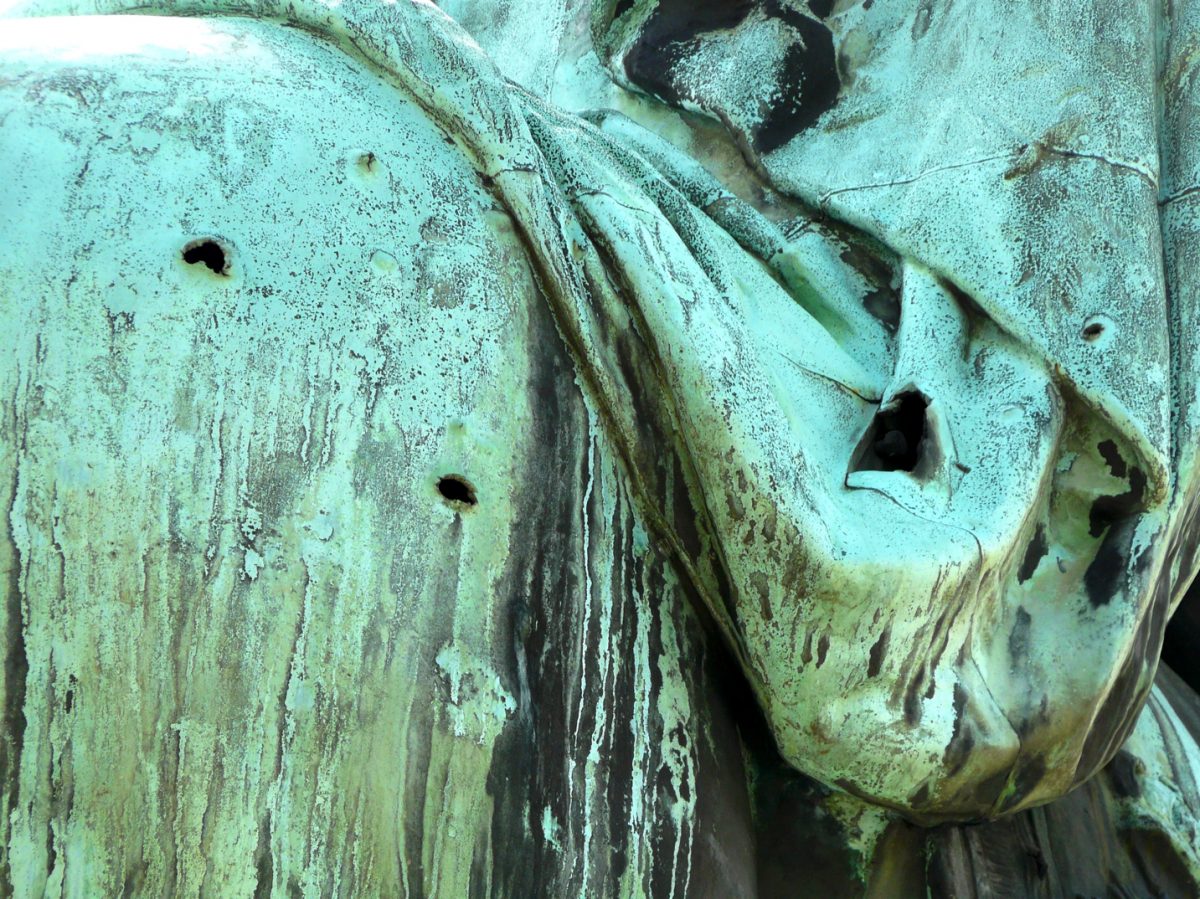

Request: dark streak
left=997, top=755, right=1046, bottom=813
left=1097, top=439, right=1127, bottom=479
left=252, top=814, right=273, bottom=898
left=1084, top=517, right=1137, bottom=608
left=1106, top=750, right=1142, bottom=799
left=0, top=497, right=28, bottom=895
left=942, top=683, right=974, bottom=778
left=1017, top=527, right=1047, bottom=584
left=867, top=627, right=889, bottom=678
left=756, top=3, right=840, bottom=153
left=1008, top=607, right=1031, bottom=664
left=621, top=0, right=840, bottom=156
left=903, top=665, right=926, bottom=726
left=623, top=0, right=756, bottom=108
left=907, top=782, right=931, bottom=809
left=840, top=243, right=899, bottom=330
left=1088, top=467, right=1146, bottom=538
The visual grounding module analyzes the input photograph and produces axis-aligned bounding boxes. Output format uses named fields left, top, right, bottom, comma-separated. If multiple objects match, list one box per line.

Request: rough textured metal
left=1, top=0, right=1199, bottom=895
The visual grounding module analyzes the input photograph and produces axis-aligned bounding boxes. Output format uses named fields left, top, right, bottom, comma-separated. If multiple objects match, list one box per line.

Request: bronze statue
left=0, top=0, right=1198, bottom=894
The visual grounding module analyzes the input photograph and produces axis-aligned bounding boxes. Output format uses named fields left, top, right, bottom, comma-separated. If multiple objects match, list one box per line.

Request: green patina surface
left=1, top=0, right=1200, bottom=895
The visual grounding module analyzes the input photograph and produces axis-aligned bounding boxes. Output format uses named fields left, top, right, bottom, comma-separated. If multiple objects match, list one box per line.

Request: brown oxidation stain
left=866, top=627, right=889, bottom=678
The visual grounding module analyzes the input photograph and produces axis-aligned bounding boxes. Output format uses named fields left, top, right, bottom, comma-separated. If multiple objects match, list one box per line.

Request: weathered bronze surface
left=1, top=1, right=1199, bottom=894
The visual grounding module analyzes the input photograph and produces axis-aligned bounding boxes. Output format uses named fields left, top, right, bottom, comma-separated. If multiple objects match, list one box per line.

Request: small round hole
left=437, top=475, right=477, bottom=507
left=1081, top=314, right=1114, bottom=344
left=182, top=239, right=229, bottom=275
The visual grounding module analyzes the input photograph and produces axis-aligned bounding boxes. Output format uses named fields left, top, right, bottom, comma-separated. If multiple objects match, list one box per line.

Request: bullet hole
left=355, top=151, right=378, bottom=175
left=1081, top=314, right=1114, bottom=345
left=182, top=239, right=229, bottom=275
left=852, top=391, right=932, bottom=474
left=437, top=475, right=477, bottom=507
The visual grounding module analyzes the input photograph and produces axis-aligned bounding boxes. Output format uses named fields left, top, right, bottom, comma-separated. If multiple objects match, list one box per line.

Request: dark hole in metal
left=853, top=391, right=930, bottom=474
left=182, top=239, right=228, bottom=275
left=437, top=475, right=476, bottom=506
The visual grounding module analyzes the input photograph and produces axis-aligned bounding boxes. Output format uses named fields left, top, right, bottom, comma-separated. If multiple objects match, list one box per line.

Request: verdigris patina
left=1, top=0, right=1199, bottom=895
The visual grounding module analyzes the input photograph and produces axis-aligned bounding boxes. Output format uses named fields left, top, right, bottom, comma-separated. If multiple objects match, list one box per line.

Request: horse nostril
left=852, top=390, right=931, bottom=475
left=875, top=429, right=910, bottom=461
